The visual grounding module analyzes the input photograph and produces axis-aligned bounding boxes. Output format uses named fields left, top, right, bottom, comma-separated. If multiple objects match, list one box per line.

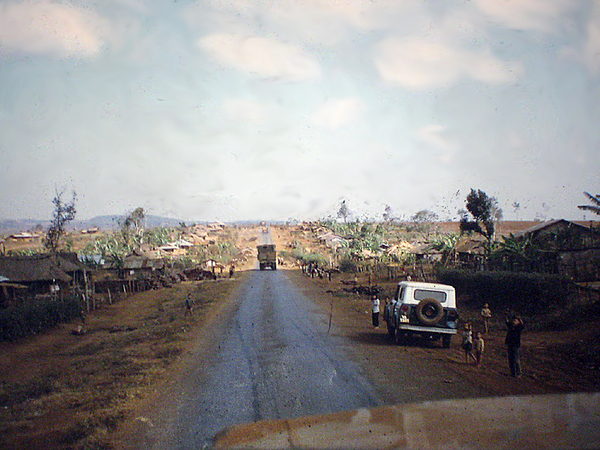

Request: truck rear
left=257, top=244, right=277, bottom=270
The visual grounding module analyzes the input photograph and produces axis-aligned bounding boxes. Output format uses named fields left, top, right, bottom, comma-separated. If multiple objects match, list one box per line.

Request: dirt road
left=130, top=269, right=495, bottom=449
left=136, top=269, right=380, bottom=448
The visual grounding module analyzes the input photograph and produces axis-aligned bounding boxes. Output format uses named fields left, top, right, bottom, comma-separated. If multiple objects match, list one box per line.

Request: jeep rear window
left=414, top=289, right=447, bottom=303
left=395, top=285, right=404, bottom=301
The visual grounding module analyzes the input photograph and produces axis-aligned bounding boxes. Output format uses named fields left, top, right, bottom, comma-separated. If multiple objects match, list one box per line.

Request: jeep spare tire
left=415, top=298, right=444, bottom=325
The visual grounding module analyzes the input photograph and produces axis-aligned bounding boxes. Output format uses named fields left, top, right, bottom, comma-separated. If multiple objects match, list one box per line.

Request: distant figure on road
left=473, top=331, right=485, bottom=365
left=461, top=323, right=477, bottom=364
left=229, top=265, right=235, bottom=278
left=371, top=295, right=380, bottom=328
left=185, top=294, right=195, bottom=316
left=505, top=315, right=525, bottom=377
left=481, top=303, right=492, bottom=334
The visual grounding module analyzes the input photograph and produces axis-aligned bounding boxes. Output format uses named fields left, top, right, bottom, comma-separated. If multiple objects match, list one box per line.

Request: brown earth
left=1, top=225, right=600, bottom=449
left=289, top=270, right=600, bottom=400
left=0, top=277, right=244, bottom=450
left=1, top=268, right=599, bottom=449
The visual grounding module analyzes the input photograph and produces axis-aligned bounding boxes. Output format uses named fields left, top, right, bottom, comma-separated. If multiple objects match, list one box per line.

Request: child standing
left=473, top=331, right=485, bottom=365
left=461, top=323, right=476, bottom=364
left=481, top=303, right=492, bottom=334
left=184, top=294, right=195, bottom=316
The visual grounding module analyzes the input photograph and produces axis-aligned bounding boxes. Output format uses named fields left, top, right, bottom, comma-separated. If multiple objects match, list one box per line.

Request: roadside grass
left=0, top=275, right=243, bottom=450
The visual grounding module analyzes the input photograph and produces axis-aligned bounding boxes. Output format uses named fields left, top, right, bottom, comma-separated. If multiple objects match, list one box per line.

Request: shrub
left=281, top=247, right=329, bottom=269
left=436, top=269, right=575, bottom=315
left=338, top=257, right=359, bottom=273
left=0, top=296, right=84, bottom=341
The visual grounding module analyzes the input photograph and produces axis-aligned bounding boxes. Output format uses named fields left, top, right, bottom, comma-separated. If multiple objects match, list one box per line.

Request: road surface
left=145, top=269, right=382, bottom=449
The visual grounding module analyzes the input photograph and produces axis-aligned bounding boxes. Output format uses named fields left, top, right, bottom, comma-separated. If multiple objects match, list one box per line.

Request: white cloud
left=0, top=1, right=107, bottom=58
left=416, top=124, right=455, bottom=151
left=581, top=5, right=600, bottom=74
left=374, top=37, right=521, bottom=89
left=472, top=0, right=575, bottom=33
left=207, top=0, right=391, bottom=29
left=204, top=0, right=415, bottom=46
left=221, top=98, right=275, bottom=124
left=310, top=97, right=364, bottom=130
left=198, top=33, right=321, bottom=81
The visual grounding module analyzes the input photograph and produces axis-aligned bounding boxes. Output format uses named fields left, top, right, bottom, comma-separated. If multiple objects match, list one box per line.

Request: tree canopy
left=459, top=188, right=501, bottom=242
left=43, top=190, right=77, bottom=253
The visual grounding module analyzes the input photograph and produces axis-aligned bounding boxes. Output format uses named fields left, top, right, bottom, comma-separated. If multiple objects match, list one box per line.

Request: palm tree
left=578, top=192, right=600, bottom=216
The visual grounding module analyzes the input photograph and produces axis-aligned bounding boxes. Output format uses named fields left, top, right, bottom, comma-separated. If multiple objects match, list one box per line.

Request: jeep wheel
left=415, top=298, right=444, bottom=326
left=442, top=334, right=452, bottom=348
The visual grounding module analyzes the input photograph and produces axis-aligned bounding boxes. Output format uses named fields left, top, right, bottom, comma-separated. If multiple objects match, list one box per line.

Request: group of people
left=461, top=303, right=525, bottom=377
left=371, top=294, right=525, bottom=378
left=460, top=323, right=485, bottom=365
left=460, top=303, right=491, bottom=365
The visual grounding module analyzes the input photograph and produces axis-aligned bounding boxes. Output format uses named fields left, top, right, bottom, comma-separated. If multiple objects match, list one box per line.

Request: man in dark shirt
left=505, top=315, right=524, bottom=377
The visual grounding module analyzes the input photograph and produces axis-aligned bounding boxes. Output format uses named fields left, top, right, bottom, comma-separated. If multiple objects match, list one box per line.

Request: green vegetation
left=0, top=296, right=84, bottom=341
left=437, top=269, right=574, bottom=315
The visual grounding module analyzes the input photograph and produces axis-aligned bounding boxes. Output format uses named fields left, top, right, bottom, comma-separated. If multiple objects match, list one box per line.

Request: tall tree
left=337, top=200, right=350, bottom=223
left=383, top=204, right=395, bottom=223
left=121, top=207, right=146, bottom=247
left=512, top=201, right=521, bottom=220
left=121, top=207, right=146, bottom=248
left=578, top=192, right=600, bottom=216
left=43, top=190, right=77, bottom=253
left=411, top=209, right=438, bottom=238
left=459, top=189, right=501, bottom=243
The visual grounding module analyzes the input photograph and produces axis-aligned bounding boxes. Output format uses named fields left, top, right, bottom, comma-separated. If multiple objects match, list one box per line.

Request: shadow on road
left=350, top=331, right=452, bottom=350
left=349, top=331, right=393, bottom=346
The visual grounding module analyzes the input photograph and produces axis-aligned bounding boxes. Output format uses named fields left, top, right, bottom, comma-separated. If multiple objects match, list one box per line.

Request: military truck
left=257, top=244, right=277, bottom=270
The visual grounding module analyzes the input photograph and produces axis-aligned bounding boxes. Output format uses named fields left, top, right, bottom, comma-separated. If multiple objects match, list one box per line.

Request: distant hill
left=0, top=215, right=188, bottom=234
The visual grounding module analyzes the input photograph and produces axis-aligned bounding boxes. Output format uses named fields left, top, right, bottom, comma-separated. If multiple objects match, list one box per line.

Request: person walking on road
left=481, top=303, right=492, bottom=334
left=505, top=315, right=524, bottom=377
left=371, top=295, right=380, bottom=328
left=185, top=294, right=195, bottom=316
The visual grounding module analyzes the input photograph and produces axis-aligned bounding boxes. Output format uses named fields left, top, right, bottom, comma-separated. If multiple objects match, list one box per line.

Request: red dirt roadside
left=1, top=267, right=599, bottom=450
left=289, top=269, right=600, bottom=402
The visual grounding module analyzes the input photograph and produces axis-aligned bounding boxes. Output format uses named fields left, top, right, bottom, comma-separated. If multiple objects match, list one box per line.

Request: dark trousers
left=507, top=346, right=521, bottom=376
left=372, top=312, right=379, bottom=327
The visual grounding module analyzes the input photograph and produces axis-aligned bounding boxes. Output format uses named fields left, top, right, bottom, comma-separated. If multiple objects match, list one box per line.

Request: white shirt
left=372, top=298, right=380, bottom=313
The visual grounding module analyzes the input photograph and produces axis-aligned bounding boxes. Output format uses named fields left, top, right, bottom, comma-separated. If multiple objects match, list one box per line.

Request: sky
left=0, top=0, right=599, bottom=223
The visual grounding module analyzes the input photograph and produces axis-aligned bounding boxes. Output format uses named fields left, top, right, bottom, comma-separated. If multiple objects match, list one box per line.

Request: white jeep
left=384, top=281, right=459, bottom=348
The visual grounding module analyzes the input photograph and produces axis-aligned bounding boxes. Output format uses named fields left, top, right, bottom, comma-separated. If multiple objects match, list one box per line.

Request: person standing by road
left=371, top=295, right=380, bottom=329
left=473, top=331, right=485, bottom=365
left=481, top=303, right=492, bottom=334
left=505, top=315, right=524, bottom=377
left=461, top=323, right=476, bottom=364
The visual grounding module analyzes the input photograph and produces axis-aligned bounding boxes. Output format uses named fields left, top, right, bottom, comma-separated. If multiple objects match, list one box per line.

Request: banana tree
left=429, top=233, right=460, bottom=267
